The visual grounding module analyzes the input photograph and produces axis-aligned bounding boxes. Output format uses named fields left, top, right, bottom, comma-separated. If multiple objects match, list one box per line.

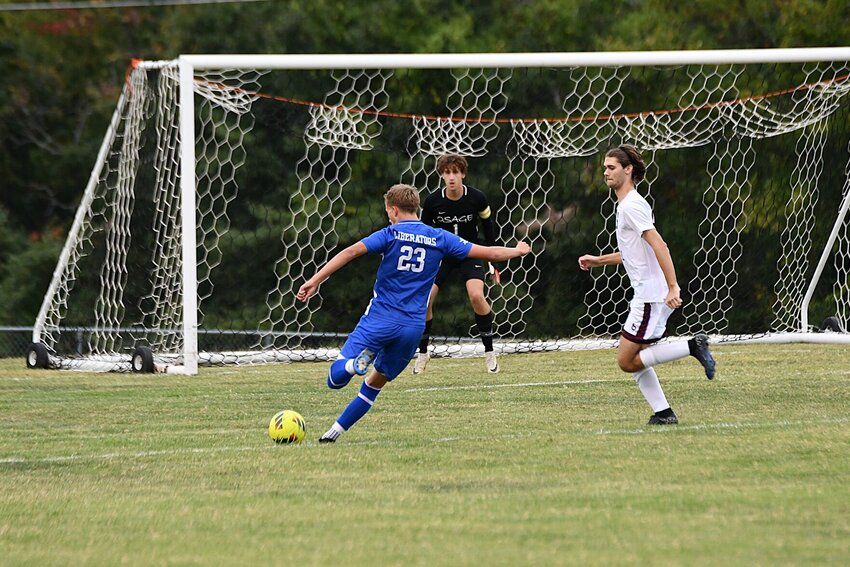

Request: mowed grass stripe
left=2, top=416, right=847, bottom=465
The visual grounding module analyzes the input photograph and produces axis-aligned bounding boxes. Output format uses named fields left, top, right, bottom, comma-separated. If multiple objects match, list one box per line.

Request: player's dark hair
left=436, top=154, right=468, bottom=175
left=605, top=144, right=646, bottom=182
left=385, top=184, right=420, bottom=214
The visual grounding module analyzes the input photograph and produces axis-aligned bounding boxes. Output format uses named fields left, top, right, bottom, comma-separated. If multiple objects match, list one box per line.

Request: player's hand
left=578, top=254, right=600, bottom=271
left=665, top=284, right=682, bottom=309
left=515, top=241, right=531, bottom=256
left=296, top=281, right=318, bottom=302
left=487, top=263, right=501, bottom=285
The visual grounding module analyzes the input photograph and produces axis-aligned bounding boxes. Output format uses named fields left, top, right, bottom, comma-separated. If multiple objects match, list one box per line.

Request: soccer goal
left=27, top=48, right=850, bottom=374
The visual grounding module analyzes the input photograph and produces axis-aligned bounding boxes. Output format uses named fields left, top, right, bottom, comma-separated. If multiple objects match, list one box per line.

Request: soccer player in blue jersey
left=296, top=184, right=531, bottom=443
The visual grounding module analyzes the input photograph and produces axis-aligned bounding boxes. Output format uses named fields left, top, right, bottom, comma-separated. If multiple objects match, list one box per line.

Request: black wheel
left=131, top=346, right=155, bottom=373
left=821, top=316, right=844, bottom=333
left=26, top=342, right=50, bottom=369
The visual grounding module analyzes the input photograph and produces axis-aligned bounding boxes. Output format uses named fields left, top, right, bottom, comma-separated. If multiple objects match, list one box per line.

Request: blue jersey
left=360, top=220, right=473, bottom=326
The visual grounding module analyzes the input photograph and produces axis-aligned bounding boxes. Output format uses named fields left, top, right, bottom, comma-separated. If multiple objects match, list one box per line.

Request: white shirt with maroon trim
left=615, top=190, right=668, bottom=302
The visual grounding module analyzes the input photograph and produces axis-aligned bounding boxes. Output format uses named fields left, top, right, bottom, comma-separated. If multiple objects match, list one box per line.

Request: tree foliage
left=1, top=1, right=850, bottom=327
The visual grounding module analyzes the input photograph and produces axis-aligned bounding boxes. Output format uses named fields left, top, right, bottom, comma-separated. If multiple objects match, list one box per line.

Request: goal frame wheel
left=131, top=346, right=155, bottom=373
left=26, top=343, right=50, bottom=369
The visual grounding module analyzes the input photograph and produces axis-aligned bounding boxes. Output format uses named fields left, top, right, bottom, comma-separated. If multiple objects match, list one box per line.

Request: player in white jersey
left=578, top=145, right=715, bottom=425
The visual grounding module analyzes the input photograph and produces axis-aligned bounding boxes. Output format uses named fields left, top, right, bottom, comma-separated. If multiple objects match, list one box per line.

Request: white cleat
left=485, top=351, right=499, bottom=373
left=353, top=348, right=376, bottom=376
left=413, top=352, right=430, bottom=374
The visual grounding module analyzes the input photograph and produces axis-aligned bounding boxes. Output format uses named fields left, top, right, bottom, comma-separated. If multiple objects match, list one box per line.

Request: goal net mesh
left=34, top=57, right=850, bottom=370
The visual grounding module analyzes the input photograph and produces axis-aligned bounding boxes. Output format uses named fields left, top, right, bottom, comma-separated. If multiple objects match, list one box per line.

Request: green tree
left=2, top=0, right=850, bottom=333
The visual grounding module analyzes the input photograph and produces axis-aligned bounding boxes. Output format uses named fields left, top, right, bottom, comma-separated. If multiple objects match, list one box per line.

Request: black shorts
left=434, top=257, right=486, bottom=289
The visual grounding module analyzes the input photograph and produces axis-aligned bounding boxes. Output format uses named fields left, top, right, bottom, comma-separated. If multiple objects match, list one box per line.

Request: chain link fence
left=0, top=327, right=36, bottom=359
left=2, top=327, right=354, bottom=360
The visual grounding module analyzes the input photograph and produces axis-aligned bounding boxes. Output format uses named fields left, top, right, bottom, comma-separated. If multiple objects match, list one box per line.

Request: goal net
left=29, top=50, right=850, bottom=374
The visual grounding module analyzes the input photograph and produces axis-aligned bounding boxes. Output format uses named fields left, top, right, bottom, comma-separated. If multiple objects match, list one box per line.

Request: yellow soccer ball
left=268, top=410, right=306, bottom=444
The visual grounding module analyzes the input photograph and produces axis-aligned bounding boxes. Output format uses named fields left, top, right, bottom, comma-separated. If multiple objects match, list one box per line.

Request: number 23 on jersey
left=397, top=245, right=425, bottom=272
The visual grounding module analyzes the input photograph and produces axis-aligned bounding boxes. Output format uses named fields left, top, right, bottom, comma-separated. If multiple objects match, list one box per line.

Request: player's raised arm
left=297, top=241, right=368, bottom=302
left=467, top=241, right=530, bottom=262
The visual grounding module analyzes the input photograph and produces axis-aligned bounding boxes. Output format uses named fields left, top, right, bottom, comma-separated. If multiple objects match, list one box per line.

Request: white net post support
left=31, top=86, right=132, bottom=348
left=832, top=141, right=850, bottom=331
left=802, top=138, right=850, bottom=331
left=178, top=57, right=200, bottom=375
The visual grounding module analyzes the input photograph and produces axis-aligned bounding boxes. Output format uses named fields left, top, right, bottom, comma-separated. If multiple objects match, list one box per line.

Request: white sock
left=639, top=341, right=690, bottom=367
left=344, top=359, right=355, bottom=375
left=321, top=422, right=346, bottom=441
left=633, top=367, right=669, bottom=413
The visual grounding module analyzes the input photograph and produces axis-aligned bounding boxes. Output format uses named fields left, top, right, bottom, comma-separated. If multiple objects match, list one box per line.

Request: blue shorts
left=339, top=316, right=423, bottom=381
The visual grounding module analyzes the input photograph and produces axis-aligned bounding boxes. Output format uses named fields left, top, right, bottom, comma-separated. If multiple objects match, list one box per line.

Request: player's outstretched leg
left=319, top=380, right=382, bottom=443
left=688, top=334, right=715, bottom=380
left=639, top=336, right=715, bottom=380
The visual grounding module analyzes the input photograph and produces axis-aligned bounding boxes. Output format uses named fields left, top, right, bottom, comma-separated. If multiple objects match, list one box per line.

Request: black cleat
left=319, top=427, right=340, bottom=443
left=647, top=413, right=679, bottom=425
left=690, top=334, right=716, bottom=380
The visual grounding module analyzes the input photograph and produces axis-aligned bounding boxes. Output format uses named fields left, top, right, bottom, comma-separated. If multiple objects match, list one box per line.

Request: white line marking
left=404, top=378, right=618, bottom=392
left=0, top=445, right=264, bottom=465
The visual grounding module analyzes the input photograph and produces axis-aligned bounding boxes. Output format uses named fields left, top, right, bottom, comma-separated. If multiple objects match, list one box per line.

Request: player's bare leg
left=467, top=279, right=498, bottom=373
left=414, top=284, right=439, bottom=374
left=618, top=337, right=677, bottom=425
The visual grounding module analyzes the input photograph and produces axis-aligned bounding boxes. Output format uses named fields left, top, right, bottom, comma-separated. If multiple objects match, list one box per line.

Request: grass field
left=1, top=343, right=849, bottom=566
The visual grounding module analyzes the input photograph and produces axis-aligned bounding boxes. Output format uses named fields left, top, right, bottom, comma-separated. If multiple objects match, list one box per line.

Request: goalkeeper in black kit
left=415, top=154, right=502, bottom=374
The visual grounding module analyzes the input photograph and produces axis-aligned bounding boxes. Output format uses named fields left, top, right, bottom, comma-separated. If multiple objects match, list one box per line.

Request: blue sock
left=327, top=359, right=353, bottom=389
left=336, top=381, right=382, bottom=431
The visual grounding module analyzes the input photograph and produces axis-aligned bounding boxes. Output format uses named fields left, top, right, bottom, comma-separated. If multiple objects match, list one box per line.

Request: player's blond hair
left=384, top=184, right=420, bottom=214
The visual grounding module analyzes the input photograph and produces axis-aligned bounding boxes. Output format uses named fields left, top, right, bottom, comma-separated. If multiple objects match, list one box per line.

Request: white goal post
left=28, top=48, right=850, bottom=374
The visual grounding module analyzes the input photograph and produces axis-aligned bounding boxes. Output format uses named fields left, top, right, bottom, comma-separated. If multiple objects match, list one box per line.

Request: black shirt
left=421, top=185, right=497, bottom=246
